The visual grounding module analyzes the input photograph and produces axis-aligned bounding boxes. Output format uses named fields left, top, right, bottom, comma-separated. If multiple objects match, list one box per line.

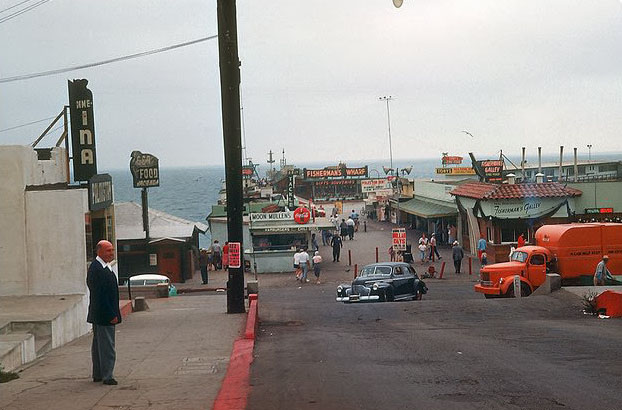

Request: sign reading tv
left=68, top=79, right=97, bottom=182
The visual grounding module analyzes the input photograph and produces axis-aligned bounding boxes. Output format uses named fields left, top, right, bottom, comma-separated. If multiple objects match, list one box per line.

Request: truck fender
left=500, top=276, right=533, bottom=296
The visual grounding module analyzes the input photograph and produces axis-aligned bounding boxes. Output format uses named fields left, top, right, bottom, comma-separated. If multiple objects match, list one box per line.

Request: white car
left=127, top=274, right=177, bottom=296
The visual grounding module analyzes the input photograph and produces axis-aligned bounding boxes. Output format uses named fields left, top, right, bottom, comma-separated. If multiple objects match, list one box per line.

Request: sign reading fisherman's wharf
left=68, top=79, right=97, bottom=182
left=303, top=166, right=368, bottom=179
left=130, top=151, right=160, bottom=188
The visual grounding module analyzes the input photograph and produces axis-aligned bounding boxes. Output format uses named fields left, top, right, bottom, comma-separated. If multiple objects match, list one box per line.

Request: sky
left=1, top=0, right=622, bottom=170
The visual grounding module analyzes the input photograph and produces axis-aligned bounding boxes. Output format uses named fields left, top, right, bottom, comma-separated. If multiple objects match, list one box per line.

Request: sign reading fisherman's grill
left=130, top=151, right=160, bottom=188
left=68, top=79, right=97, bottom=182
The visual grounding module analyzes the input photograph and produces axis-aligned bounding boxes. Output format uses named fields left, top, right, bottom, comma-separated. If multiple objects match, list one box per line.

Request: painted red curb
left=212, top=294, right=259, bottom=410
left=119, top=300, right=133, bottom=319
left=212, top=337, right=254, bottom=410
left=245, top=299, right=258, bottom=340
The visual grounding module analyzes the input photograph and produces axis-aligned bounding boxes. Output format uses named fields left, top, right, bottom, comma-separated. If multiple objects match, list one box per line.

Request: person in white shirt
left=293, top=249, right=302, bottom=280
left=298, top=248, right=311, bottom=283
left=346, top=217, right=355, bottom=240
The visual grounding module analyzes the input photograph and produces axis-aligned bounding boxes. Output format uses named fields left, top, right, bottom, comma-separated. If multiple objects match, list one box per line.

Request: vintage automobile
left=336, top=262, right=427, bottom=303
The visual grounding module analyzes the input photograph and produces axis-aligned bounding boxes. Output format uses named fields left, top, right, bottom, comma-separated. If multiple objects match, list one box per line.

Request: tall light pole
left=587, top=144, right=592, bottom=163
left=384, top=165, right=412, bottom=226
left=379, top=96, right=394, bottom=170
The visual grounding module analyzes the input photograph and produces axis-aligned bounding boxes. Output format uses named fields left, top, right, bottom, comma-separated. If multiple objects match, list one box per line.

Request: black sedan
left=336, top=262, right=427, bottom=303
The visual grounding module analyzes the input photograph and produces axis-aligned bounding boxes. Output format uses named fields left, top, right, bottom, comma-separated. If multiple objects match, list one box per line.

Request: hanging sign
left=442, top=156, right=463, bottom=165
left=287, top=175, right=295, bottom=209
left=130, top=151, right=160, bottom=188
left=88, top=173, right=113, bottom=211
left=68, top=79, right=97, bottom=182
left=436, top=167, right=476, bottom=175
left=293, top=207, right=311, bottom=224
left=228, top=242, right=241, bottom=269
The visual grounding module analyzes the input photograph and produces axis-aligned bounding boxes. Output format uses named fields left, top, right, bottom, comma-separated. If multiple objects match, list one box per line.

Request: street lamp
left=587, top=144, right=592, bottom=163
left=384, top=166, right=412, bottom=226
left=379, top=96, right=394, bottom=170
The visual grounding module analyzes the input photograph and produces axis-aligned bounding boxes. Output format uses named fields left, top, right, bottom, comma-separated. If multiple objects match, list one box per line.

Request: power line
left=0, top=0, right=35, bottom=15
left=0, top=35, right=218, bottom=84
left=0, top=115, right=57, bottom=133
left=0, top=0, right=50, bottom=24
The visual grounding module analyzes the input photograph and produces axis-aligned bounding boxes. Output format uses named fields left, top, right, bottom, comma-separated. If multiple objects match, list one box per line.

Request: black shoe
left=103, top=379, right=118, bottom=385
left=93, top=378, right=102, bottom=382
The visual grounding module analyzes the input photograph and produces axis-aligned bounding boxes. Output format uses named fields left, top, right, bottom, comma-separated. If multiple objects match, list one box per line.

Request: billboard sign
left=228, top=242, right=241, bottom=269
left=435, top=167, right=476, bottom=175
left=361, top=178, right=391, bottom=193
left=303, top=166, right=368, bottom=179
left=392, top=228, right=406, bottom=251
left=88, top=173, right=113, bottom=211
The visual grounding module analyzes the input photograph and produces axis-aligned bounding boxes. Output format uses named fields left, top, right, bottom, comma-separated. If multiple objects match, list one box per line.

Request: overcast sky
left=1, top=0, right=621, bottom=170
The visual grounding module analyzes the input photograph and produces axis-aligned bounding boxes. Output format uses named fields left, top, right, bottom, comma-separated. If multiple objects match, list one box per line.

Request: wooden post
left=375, top=247, right=379, bottom=263
left=348, top=249, right=352, bottom=266
left=354, top=264, right=358, bottom=279
left=439, top=261, right=446, bottom=279
left=468, top=257, right=472, bottom=275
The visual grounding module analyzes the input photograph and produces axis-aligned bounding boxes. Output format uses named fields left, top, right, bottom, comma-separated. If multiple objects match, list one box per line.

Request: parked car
left=336, top=262, right=427, bottom=303
left=127, top=274, right=177, bottom=297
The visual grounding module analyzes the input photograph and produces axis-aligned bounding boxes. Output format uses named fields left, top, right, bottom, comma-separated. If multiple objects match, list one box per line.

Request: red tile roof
left=450, top=182, right=582, bottom=200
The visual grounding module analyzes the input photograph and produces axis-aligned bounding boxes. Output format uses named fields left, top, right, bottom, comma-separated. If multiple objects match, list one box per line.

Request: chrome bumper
left=336, top=295, right=380, bottom=302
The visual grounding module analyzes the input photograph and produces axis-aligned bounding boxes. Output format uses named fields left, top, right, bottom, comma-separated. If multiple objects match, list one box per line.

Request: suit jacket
left=86, top=260, right=122, bottom=326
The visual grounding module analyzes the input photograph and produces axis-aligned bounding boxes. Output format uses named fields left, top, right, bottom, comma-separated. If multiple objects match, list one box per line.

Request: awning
left=397, top=197, right=457, bottom=218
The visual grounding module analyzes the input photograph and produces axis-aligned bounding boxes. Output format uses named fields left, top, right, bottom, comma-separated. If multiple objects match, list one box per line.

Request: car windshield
left=375, top=266, right=392, bottom=276
left=510, top=251, right=528, bottom=263
left=359, top=266, right=376, bottom=276
left=360, top=266, right=392, bottom=276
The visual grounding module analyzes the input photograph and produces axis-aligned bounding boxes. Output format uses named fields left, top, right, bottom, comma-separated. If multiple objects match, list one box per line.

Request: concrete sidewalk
left=0, top=294, right=245, bottom=410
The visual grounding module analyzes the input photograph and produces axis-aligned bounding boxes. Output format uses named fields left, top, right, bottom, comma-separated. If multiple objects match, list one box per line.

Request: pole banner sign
left=228, top=242, right=241, bottom=268
left=287, top=175, right=295, bottom=209
left=392, top=228, right=406, bottom=251
left=130, top=151, right=160, bottom=188
left=68, top=79, right=97, bottom=182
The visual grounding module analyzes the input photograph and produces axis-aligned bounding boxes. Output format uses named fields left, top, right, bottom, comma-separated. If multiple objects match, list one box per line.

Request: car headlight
left=372, top=283, right=379, bottom=291
left=337, top=286, right=343, bottom=292
left=498, top=277, right=504, bottom=284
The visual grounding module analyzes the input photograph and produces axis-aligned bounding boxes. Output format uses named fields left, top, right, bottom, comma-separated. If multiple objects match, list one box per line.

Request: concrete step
left=0, top=332, right=35, bottom=372
left=35, top=335, right=52, bottom=356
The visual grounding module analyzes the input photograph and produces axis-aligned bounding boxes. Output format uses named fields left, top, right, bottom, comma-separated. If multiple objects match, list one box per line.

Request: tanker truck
left=475, top=223, right=622, bottom=298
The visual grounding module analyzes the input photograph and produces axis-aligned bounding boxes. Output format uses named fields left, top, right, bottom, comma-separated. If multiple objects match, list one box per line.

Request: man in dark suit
left=87, top=240, right=122, bottom=386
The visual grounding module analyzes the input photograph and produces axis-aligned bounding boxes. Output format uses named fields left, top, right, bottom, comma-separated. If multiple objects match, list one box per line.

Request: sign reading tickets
left=293, top=207, right=311, bottom=224
left=130, top=151, right=160, bottom=188
left=68, top=79, right=97, bottom=182
left=392, top=228, right=406, bottom=251
left=228, top=242, right=241, bottom=269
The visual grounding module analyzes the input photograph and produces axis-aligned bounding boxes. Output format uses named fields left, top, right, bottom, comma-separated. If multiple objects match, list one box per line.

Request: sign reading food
left=130, top=151, right=160, bottom=188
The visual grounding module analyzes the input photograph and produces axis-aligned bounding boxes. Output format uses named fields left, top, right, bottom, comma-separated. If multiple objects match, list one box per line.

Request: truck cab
left=475, top=246, right=551, bottom=297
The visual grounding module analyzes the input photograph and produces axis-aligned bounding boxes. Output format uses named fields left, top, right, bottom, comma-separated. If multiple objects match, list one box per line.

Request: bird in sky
left=462, top=130, right=475, bottom=138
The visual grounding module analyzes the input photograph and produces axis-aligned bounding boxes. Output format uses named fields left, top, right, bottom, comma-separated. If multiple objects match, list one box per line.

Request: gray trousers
left=92, top=324, right=116, bottom=380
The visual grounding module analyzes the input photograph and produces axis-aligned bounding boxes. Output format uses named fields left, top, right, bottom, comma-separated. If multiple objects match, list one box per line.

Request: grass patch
left=581, top=290, right=599, bottom=316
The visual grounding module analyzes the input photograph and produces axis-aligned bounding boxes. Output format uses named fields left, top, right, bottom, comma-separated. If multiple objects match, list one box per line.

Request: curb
left=177, top=287, right=227, bottom=294
left=212, top=293, right=259, bottom=410
left=119, top=300, right=133, bottom=319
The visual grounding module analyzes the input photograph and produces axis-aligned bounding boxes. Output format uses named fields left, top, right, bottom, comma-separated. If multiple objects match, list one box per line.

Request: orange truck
left=475, top=223, right=622, bottom=297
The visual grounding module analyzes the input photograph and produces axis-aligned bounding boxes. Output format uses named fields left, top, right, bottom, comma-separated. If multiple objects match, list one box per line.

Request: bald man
left=87, top=240, right=122, bottom=385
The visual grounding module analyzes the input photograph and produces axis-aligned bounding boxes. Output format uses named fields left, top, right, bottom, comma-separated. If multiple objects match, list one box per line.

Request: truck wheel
left=506, top=283, right=532, bottom=297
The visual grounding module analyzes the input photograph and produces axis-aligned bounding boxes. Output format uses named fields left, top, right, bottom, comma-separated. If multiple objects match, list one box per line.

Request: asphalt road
left=247, top=280, right=622, bottom=410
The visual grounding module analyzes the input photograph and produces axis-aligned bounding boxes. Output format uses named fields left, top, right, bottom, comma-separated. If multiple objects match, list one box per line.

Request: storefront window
left=252, top=233, right=307, bottom=251
left=500, top=221, right=529, bottom=243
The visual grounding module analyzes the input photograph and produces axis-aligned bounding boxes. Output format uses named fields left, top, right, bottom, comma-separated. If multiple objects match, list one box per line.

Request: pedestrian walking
left=311, top=233, right=319, bottom=252
left=346, top=217, right=355, bottom=240
left=209, top=240, right=222, bottom=270
left=418, top=233, right=428, bottom=264
left=87, top=240, right=122, bottom=386
left=389, top=245, right=395, bottom=262
left=428, top=233, right=441, bottom=261
left=481, top=251, right=488, bottom=267
left=222, top=242, right=229, bottom=270
left=477, top=234, right=487, bottom=261
left=331, top=234, right=343, bottom=262
left=293, top=248, right=302, bottom=280
left=199, top=249, right=209, bottom=284
left=594, top=255, right=611, bottom=286
left=452, top=241, right=464, bottom=274
left=517, top=232, right=526, bottom=248
left=321, top=229, right=329, bottom=246
left=312, top=251, right=322, bottom=284
left=340, top=219, right=348, bottom=241
left=299, top=248, right=311, bottom=283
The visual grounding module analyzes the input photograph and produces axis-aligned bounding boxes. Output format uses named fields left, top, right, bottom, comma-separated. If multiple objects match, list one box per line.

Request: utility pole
left=217, top=0, right=245, bottom=314
left=379, top=96, right=394, bottom=170
left=267, top=150, right=275, bottom=178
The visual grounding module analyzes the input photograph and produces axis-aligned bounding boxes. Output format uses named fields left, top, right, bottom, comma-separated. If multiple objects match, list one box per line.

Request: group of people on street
left=293, top=247, right=323, bottom=284
left=416, top=233, right=442, bottom=263
left=198, top=240, right=230, bottom=284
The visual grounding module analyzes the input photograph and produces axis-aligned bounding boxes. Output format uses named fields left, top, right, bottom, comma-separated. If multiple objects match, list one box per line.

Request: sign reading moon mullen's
left=130, top=151, right=160, bottom=188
